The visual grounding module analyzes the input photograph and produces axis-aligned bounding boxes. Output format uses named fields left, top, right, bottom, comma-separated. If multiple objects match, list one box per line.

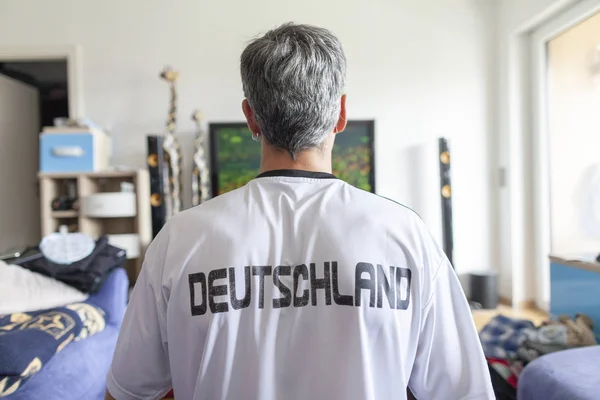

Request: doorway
left=0, top=55, right=75, bottom=253
left=0, top=60, right=69, bottom=132
left=524, top=0, right=600, bottom=310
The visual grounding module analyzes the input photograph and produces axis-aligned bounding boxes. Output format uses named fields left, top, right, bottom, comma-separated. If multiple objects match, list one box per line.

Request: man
left=106, top=23, right=494, bottom=400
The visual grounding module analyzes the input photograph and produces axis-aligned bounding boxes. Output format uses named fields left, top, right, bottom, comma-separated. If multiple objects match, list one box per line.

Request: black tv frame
left=209, top=120, right=376, bottom=196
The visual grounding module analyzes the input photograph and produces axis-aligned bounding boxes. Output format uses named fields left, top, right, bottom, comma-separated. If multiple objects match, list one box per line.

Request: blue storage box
left=40, top=128, right=111, bottom=173
left=550, top=255, right=600, bottom=340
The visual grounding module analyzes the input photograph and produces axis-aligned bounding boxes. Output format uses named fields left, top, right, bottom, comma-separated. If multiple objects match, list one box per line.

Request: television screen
left=209, top=120, right=375, bottom=196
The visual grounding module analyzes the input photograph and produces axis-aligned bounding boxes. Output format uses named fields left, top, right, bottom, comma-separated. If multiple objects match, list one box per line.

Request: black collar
left=256, top=169, right=338, bottom=180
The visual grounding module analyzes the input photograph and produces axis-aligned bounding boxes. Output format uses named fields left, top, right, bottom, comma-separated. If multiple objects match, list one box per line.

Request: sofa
left=4, top=268, right=129, bottom=400
left=518, top=345, right=600, bottom=400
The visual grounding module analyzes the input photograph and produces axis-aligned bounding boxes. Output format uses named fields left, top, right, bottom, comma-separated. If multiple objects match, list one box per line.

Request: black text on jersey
left=188, top=262, right=412, bottom=315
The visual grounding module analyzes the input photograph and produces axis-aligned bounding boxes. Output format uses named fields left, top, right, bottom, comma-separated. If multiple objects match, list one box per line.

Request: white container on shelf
left=107, top=234, right=140, bottom=259
left=80, top=192, right=136, bottom=218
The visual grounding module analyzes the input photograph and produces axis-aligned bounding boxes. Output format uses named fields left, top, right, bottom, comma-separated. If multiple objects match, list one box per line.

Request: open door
left=0, top=74, right=41, bottom=251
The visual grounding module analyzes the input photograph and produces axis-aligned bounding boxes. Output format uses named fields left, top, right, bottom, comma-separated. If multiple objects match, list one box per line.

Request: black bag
left=17, top=236, right=126, bottom=293
left=488, top=362, right=516, bottom=400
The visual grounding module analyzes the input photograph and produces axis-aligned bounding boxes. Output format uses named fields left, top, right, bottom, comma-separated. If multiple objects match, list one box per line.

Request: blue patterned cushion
left=0, top=303, right=105, bottom=397
left=479, top=314, right=535, bottom=359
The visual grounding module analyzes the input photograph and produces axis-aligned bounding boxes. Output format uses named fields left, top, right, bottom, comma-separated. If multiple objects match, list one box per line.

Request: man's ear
left=334, top=94, right=347, bottom=134
left=242, top=99, right=260, bottom=136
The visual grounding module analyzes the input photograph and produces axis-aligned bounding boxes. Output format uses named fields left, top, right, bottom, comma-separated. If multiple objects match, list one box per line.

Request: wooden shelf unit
left=39, top=170, right=151, bottom=284
left=51, top=210, right=79, bottom=218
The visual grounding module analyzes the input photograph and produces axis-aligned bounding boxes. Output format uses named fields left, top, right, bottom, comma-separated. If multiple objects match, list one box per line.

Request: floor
left=473, top=305, right=548, bottom=331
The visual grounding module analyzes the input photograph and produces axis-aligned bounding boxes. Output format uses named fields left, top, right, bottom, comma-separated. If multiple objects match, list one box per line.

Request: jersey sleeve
left=106, top=244, right=172, bottom=400
left=408, top=257, right=495, bottom=400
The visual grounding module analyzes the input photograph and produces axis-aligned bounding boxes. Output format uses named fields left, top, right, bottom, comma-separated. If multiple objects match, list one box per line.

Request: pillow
left=0, top=302, right=105, bottom=396
left=0, top=261, right=88, bottom=315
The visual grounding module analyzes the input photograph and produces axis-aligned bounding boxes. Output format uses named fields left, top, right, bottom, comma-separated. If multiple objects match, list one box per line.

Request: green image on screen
left=211, top=121, right=374, bottom=195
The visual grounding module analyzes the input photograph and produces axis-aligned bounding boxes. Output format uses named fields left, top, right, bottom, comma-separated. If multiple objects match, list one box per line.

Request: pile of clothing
left=0, top=232, right=127, bottom=397
left=15, top=234, right=126, bottom=294
left=0, top=303, right=106, bottom=397
left=480, top=314, right=598, bottom=399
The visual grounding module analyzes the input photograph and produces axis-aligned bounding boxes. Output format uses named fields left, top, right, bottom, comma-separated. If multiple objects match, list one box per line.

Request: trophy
left=191, top=110, right=212, bottom=206
left=159, top=66, right=183, bottom=218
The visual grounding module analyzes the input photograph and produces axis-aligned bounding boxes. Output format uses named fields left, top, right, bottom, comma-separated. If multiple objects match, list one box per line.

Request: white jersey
left=107, top=170, right=494, bottom=400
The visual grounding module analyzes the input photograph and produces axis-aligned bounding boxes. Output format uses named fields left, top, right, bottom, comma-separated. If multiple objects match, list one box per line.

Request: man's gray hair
left=241, top=23, right=347, bottom=158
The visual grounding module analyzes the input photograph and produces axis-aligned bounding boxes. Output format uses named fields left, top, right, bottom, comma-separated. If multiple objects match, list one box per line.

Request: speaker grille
left=438, top=138, right=454, bottom=267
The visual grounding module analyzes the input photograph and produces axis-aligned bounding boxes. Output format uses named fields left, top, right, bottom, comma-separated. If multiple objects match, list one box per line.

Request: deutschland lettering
left=189, top=262, right=412, bottom=316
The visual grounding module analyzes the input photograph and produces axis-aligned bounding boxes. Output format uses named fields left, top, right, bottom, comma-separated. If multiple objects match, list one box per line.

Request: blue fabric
left=86, top=268, right=129, bottom=326
left=3, top=268, right=129, bottom=400
left=518, top=346, right=600, bottom=400
left=479, top=314, right=535, bottom=359
left=0, top=303, right=105, bottom=396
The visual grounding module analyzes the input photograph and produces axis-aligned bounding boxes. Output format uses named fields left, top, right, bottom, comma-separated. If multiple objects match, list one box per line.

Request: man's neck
left=259, top=143, right=332, bottom=174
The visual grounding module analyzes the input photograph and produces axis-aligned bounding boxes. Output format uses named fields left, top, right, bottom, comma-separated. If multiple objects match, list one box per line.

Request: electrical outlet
left=498, top=167, right=507, bottom=188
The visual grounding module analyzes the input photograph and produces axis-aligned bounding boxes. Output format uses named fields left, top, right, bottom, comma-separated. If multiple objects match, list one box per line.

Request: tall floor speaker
left=438, top=138, right=454, bottom=268
left=147, top=135, right=167, bottom=238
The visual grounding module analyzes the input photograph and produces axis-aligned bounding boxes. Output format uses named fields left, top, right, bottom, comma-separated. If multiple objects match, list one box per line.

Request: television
left=209, top=120, right=375, bottom=196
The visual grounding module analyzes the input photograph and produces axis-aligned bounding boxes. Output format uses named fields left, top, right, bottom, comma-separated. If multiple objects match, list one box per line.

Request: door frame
left=502, top=0, right=600, bottom=310
left=530, top=0, right=600, bottom=311
left=0, top=45, right=84, bottom=118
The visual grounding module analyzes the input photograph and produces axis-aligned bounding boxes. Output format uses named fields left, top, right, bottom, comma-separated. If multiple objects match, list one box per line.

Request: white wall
left=548, top=12, right=600, bottom=255
left=496, top=0, right=579, bottom=301
left=0, top=0, right=496, bottom=284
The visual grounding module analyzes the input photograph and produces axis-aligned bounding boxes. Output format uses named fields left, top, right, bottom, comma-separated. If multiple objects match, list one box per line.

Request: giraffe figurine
left=160, top=66, right=183, bottom=218
left=191, top=110, right=212, bottom=206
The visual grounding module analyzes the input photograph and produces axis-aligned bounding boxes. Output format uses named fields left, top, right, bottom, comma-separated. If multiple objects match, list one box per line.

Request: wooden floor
left=473, top=305, right=548, bottom=331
